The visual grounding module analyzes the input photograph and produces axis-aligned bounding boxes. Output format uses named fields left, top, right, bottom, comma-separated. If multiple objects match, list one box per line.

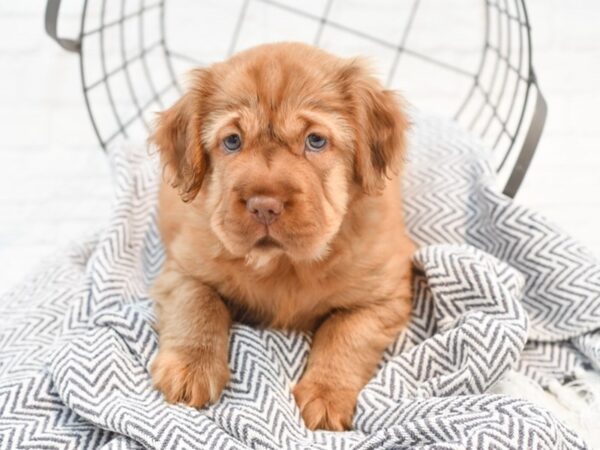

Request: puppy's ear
left=151, top=69, right=212, bottom=202
left=343, top=62, right=409, bottom=194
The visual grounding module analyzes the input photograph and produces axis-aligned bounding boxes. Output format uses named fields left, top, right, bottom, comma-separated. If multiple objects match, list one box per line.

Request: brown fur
left=150, top=42, right=415, bottom=431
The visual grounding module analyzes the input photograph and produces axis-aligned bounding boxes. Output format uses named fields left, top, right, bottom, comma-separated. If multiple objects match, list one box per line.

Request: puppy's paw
left=151, top=346, right=229, bottom=408
left=293, top=377, right=358, bottom=431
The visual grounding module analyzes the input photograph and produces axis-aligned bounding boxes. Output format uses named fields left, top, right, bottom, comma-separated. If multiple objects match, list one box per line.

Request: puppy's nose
left=246, top=196, right=283, bottom=225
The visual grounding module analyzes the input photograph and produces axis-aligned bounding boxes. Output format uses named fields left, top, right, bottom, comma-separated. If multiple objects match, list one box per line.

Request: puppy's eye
left=305, top=133, right=327, bottom=152
left=223, top=134, right=242, bottom=152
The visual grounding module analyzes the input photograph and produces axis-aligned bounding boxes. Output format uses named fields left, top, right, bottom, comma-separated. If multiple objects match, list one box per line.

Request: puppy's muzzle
left=246, top=196, right=283, bottom=225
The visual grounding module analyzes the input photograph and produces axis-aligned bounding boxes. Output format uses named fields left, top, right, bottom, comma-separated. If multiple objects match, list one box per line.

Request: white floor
left=0, top=0, right=599, bottom=294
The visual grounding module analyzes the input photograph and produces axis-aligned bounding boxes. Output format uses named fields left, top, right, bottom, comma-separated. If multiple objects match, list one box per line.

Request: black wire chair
left=45, top=0, right=547, bottom=197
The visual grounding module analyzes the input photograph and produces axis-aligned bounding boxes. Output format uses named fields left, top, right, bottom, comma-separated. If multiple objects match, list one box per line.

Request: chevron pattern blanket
left=1, top=114, right=599, bottom=449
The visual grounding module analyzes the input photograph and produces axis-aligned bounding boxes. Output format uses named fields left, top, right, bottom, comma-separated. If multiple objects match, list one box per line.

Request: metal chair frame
left=45, top=0, right=547, bottom=197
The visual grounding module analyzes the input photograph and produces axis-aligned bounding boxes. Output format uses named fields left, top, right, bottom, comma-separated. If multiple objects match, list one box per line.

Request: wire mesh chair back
left=45, top=0, right=547, bottom=197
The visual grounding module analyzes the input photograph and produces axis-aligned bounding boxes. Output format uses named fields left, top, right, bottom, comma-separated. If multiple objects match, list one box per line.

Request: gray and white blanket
left=1, top=115, right=599, bottom=449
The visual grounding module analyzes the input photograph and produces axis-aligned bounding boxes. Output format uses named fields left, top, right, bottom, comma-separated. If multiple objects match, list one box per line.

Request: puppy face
left=152, top=43, right=408, bottom=263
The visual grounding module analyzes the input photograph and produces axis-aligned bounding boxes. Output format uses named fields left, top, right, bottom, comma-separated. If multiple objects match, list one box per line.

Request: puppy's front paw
left=151, top=346, right=229, bottom=407
left=293, top=377, right=358, bottom=431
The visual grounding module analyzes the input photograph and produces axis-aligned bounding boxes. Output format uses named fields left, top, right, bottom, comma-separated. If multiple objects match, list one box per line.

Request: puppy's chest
left=209, top=266, right=340, bottom=331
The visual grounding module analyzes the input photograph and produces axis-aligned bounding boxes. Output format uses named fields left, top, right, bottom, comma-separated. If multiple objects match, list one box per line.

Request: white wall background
left=0, top=0, right=598, bottom=293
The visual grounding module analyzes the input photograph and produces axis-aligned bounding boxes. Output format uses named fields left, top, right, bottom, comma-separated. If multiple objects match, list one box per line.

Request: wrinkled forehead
left=202, top=60, right=352, bottom=145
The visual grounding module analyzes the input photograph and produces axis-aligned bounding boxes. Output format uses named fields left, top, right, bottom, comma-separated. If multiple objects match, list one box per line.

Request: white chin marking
left=311, top=243, right=331, bottom=262
left=245, top=249, right=281, bottom=270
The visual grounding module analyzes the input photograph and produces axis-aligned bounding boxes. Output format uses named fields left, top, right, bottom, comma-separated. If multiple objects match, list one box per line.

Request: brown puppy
left=150, top=42, right=415, bottom=431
